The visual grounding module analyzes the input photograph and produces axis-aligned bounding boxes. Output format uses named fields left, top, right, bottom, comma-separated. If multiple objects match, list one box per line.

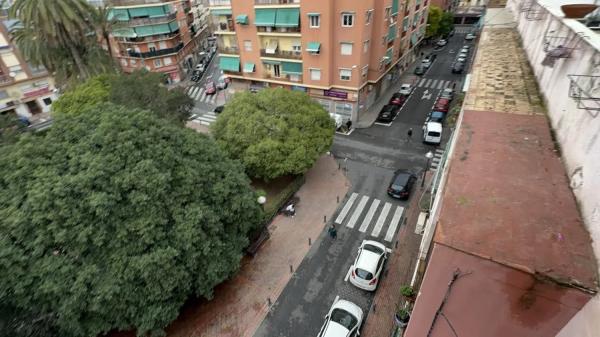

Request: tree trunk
left=104, top=32, right=113, bottom=59
left=68, top=43, right=89, bottom=80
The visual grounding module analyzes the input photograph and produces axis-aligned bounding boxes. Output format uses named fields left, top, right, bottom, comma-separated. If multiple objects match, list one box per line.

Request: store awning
left=243, top=62, right=255, bottom=73
left=255, top=9, right=276, bottom=26
left=210, top=8, right=232, bottom=16
left=282, top=62, right=302, bottom=74
left=266, top=41, right=278, bottom=54
left=108, top=8, right=129, bottom=21
left=306, top=42, right=321, bottom=53
left=275, top=8, right=300, bottom=27
left=219, top=56, right=240, bottom=72
left=235, top=14, right=248, bottom=24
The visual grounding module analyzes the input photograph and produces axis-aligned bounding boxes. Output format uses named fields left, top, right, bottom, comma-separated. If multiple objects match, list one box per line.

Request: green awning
left=235, top=14, right=248, bottom=24
left=281, top=62, right=302, bottom=74
left=255, top=9, right=276, bottom=26
left=386, top=47, right=393, bottom=59
left=210, top=8, right=232, bottom=16
left=411, top=33, right=418, bottom=45
left=108, top=8, right=130, bottom=21
left=134, top=23, right=172, bottom=37
left=112, top=27, right=136, bottom=38
left=275, top=8, right=300, bottom=27
left=129, top=6, right=167, bottom=18
left=219, top=56, right=240, bottom=72
left=306, top=42, right=321, bottom=53
left=387, top=24, right=397, bottom=42
left=391, top=0, right=399, bottom=15
left=243, top=62, right=255, bottom=73
left=262, top=60, right=280, bottom=65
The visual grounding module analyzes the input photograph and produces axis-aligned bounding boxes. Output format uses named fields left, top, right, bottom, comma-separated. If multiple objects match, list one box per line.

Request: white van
left=422, top=121, right=442, bottom=144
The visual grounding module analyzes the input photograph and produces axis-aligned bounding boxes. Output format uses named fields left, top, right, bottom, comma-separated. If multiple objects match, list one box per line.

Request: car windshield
left=428, top=131, right=441, bottom=137
left=393, top=173, right=410, bottom=187
left=355, top=268, right=374, bottom=280
left=364, top=244, right=384, bottom=255
left=431, top=111, right=444, bottom=118
left=330, top=309, right=358, bottom=330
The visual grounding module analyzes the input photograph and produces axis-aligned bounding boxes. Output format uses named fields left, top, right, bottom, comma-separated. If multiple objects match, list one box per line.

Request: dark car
left=387, top=170, right=417, bottom=199
left=452, top=62, right=465, bottom=74
left=377, top=104, right=400, bottom=123
left=389, top=93, right=406, bottom=106
left=433, top=98, right=450, bottom=112
left=414, top=66, right=425, bottom=76
left=213, top=105, right=224, bottom=114
left=426, top=110, right=446, bottom=124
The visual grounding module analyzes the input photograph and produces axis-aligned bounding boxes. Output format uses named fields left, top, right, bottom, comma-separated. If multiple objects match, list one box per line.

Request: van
left=422, top=122, right=442, bottom=145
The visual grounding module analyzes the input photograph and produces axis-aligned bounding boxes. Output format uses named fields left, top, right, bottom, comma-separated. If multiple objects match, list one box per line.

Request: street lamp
left=421, top=151, right=434, bottom=188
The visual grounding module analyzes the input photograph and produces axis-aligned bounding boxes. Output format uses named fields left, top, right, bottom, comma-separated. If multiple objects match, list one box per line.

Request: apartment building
left=107, top=0, right=203, bottom=83
left=0, top=19, right=58, bottom=123
left=208, top=0, right=429, bottom=124
left=191, top=0, right=213, bottom=51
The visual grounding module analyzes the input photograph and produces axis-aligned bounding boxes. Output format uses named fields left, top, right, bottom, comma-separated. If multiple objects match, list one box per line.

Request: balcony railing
left=263, top=73, right=303, bottom=82
left=116, top=30, right=181, bottom=44
left=218, top=46, right=239, bottom=54
left=124, top=42, right=184, bottom=58
left=127, top=12, right=177, bottom=27
left=0, top=74, right=14, bottom=85
left=213, top=20, right=235, bottom=32
left=256, top=26, right=301, bottom=34
left=208, top=0, right=231, bottom=5
left=260, top=49, right=302, bottom=60
left=254, top=0, right=300, bottom=5
left=109, top=0, right=170, bottom=5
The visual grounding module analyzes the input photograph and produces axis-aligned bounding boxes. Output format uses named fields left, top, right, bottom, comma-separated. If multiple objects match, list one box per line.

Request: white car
left=398, top=83, right=413, bottom=96
left=456, top=57, right=466, bottom=63
left=462, top=45, right=470, bottom=50
left=459, top=48, right=469, bottom=54
left=317, top=299, right=364, bottom=337
left=465, top=33, right=476, bottom=40
left=458, top=52, right=468, bottom=59
left=436, top=39, right=447, bottom=47
left=349, top=240, right=389, bottom=291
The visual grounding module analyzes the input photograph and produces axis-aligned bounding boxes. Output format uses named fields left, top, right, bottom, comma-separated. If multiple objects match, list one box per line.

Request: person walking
left=407, top=128, right=413, bottom=142
left=328, top=224, right=337, bottom=240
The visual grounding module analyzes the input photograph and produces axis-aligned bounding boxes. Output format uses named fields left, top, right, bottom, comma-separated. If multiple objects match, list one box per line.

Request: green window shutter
left=134, top=26, right=153, bottom=37
left=255, top=9, right=277, bottom=26
left=235, top=14, right=248, bottom=24
left=275, top=8, right=300, bottom=27
left=210, top=9, right=233, bottom=15
left=169, top=21, right=179, bottom=32
left=281, top=62, right=302, bottom=74
left=134, top=23, right=174, bottom=37
left=403, top=17, right=409, bottom=31
left=219, top=56, right=240, bottom=72
left=416, top=0, right=421, bottom=5
left=262, top=60, right=281, bottom=65
left=146, top=6, right=168, bottom=18
left=129, top=8, right=150, bottom=17
left=387, top=23, right=397, bottom=42
left=306, top=42, right=321, bottom=52
left=411, top=32, right=418, bottom=45
left=110, top=9, right=130, bottom=21
left=391, top=0, right=399, bottom=15
left=243, top=62, right=255, bottom=73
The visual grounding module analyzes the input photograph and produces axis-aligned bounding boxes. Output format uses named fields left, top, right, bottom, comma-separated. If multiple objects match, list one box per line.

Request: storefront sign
left=324, top=89, right=348, bottom=99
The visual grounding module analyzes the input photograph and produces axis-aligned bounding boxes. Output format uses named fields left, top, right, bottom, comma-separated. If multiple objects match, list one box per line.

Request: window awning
left=266, top=41, right=278, bottom=54
left=392, top=0, right=399, bottom=15
left=262, top=60, right=280, bottom=65
left=411, top=33, right=418, bottom=46
left=243, top=62, right=255, bottom=73
left=235, top=14, right=248, bottom=24
left=255, top=9, right=276, bottom=26
left=210, top=8, right=232, bottom=16
left=282, top=62, right=302, bottom=74
left=387, top=23, right=397, bottom=42
left=275, top=8, right=300, bottom=27
left=306, top=42, right=321, bottom=53
left=108, top=8, right=130, bottom=21
left=219, top=56, right=240, bottom=72
left=112, top=28, right=137, bottom=38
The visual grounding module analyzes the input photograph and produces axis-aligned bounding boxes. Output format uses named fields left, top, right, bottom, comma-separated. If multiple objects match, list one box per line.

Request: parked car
left=205, top=81, right=217, bottom=95
left=398, top=83, right=413, bottom=96
left=377, top=104, right=399, bottom=123
left=389, top=93, right=407, bottom=106
left=191, top=75, right=201, bottom=82
left=458, top=52, right=468, bottom=59
left=441, top=88, right=455, bottom=100
left=317, top=299, right=364, bottom=337
left=425, top=110, right=446, bottom=124
left=216, top=75, right=228, bottom=90
left=349, top=240, right=390, bottom=291
left=465, top=33, right=476, bottom=40
left=460, top=47, right=470, bottom=54
left=414, top=66, right=425, bottom=76
left=422, top=121, right=443, bottom=145
left=452, top=62, right=465, bottom=74
left=421, top=54, right=437, bottom=68
left=213, top=105, right=224, bottom=114
left=456, top=57, right=466, bottom=63
left=387, top=169, right=417, bottom=199
left=436, top=39, right=447, bottom=47
left=194, top=63, right=205, bottom=73
left=434, top=98, right=451, bottom=112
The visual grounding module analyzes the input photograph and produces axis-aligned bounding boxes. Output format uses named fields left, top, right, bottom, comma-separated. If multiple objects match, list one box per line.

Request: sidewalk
left=165, top=155, right=350, bottom=337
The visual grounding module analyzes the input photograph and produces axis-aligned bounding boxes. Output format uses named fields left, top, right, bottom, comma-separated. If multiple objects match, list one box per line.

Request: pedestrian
left=407, top=128, right=413, bottom=142
left=328, top=224, right=337, bottom=240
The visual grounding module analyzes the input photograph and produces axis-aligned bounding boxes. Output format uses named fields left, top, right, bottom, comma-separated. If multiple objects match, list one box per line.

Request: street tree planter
left=395, top=309, right=411, bottom=327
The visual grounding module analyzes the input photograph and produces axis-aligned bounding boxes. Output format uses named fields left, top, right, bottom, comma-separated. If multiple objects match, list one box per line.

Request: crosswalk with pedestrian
left=185, top=85, right=218, bottom=105
left=416, top=78, right=454, bottom=90
left=334, top=192, right=405, bottom=242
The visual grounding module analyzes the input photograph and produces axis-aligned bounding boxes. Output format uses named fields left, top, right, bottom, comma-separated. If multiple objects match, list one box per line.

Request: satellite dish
left=9, top=72, right=16, bottom=77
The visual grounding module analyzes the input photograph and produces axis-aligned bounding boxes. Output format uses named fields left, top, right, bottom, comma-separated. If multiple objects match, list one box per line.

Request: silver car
left=317, top=299, right=364, bottom=337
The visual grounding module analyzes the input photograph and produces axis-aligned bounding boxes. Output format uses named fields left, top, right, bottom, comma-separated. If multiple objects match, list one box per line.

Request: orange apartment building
left=107, top=0, right=203, bottom=83
left=209, top=0, right=429, bottom=123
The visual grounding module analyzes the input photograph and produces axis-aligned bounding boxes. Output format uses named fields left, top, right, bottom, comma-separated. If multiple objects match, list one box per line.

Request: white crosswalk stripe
left=359, top=199, right=380, bottom=233
left=347, top=195, right=369, bottom=229
left=385, top=206, right=404, bottom=242
left=437, top=80, right=445, bottom=90
left=371, top=202, right=392, bottom=238
left=424, top=79, right=432, bottom=87
left=210, top=94, right=217, bottom=104
left=418, top=78, right=426, bottom=87
left=335, top=193, right=358, bottom=224
left=199, top=91, right=207, bottom=102
left=430, top=149, right=445, bottom=171
left=430, top=79, right=438, bottom=88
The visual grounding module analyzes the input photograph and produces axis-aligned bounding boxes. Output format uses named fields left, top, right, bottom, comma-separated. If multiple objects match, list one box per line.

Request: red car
left=434, top=98, right=450, bottom=112
left=204, top=81, right=217, bottom=95
left=389, top=93, right=406, bottom=106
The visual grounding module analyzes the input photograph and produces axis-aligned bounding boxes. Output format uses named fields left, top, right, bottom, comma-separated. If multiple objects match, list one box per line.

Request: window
left=335, top=102, right=353, bottom=117
left=148, top=43, right=156, bottom=53
left=292, top=42, right=301, bottom=52
left=163, top=57, right=172, bottom=65
left=382, top=35, right=387, bottom=46
left=316, top=99, right=330, bottom=112
left=289, top=74, right=300, bottom=82
left=244, top=40, right=252, bottom=51
left=361, top=65, right=369, bottom=77
left=340, top=42, right=353, bottom=55
left=8, top=65, right=22, bottom=73
left=365, top=9, right=373, bottom=24
left=385, top=7, right=391, bottom=19
left=363, top=40, right=369, bottom=53
left=339, top=68, right=351, bottom=81
left=310, top=68, right=321, bottom=81
left=43, top=97, right=52, bottom=106
left=341, top=12, right=354, bottom=27
left=154, top=59, right=162, bottom=67
left=309, top=14, right=320, bottom=28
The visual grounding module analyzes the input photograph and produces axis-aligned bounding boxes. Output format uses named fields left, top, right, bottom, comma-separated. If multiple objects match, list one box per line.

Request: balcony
left=116, top=30, right=181, bottom=44
left=218, top=46, right=239, bottom=54
left=208, top=0, right=231, bottom=6
left=256, top=26, right=301, bottom=34
left=127, top=12, right=177, bottom=27
left=0, top=74, right=14, bottom=85
left=254, top=0, right=300, bottom=5
left=263, top=73, right=302, bottom=82
left=109, top=0, right=170, bottom=5
left=213, top=20, right=235, bottom=33
left=124, top=42, right=184, bottom=58
left=260, top=49, right=301, bottom=60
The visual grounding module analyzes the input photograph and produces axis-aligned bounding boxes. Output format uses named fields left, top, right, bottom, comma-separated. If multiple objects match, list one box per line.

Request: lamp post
left=421, top=151, right=434, bottom=188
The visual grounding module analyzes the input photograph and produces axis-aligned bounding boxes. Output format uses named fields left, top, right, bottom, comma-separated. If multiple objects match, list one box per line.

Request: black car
left=387, top=170, right=417, bottom=199
left=213, top=105, right=224, bottom=114
left=414, top=66, right=425, bottom=76
left=377, top=104, right=399, bottom=123
left=452, top=62, right=465, bottom=74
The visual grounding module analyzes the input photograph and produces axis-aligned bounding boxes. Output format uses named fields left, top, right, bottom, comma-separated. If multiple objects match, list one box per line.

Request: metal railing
left=127, top=12, right=177, bottom=26
left=260, top=49, right=302, bottom=59
left=117, top=30, right=181, bottom=44
left=208, top=0, right=231, bottom=5
left=263, top=73, right=303, bottom=82
left=256, top=26, right=301, bottom=33
left=109, top=0, right=169, bottom=5
left=125, top=42, right=184, bottom=58
left=213, top=21, right=235, bottom=32
left=218, top=46, right=239, bottom=54
left=0, top=74, right=14, bottom=84
left=254, top=0, right=300, bottom=5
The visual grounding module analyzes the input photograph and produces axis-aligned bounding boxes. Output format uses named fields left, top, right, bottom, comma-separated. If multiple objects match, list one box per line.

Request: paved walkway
left=165, top=155, right=349, bottom=337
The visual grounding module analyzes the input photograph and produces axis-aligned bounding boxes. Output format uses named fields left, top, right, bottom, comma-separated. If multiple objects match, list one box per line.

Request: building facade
left=191, top=0, right=212, bottom=51
left=208, top=0, right=429, bottom=124
left=0, top=19, right=58, bottom=123
left=107, top=0, right=204, bottom=83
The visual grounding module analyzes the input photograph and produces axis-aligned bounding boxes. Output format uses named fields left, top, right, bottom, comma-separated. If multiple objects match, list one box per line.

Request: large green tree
left=0, top=103, right=262, bottom=337
left=439, top=11, right=455, bottom=36
left=212, top=88, right=335, bottom=180
left=426, top=5, right=443, bottom=38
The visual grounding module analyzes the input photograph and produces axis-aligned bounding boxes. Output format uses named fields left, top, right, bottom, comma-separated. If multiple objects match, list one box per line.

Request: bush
left=401, top=285, right=415, bottom=298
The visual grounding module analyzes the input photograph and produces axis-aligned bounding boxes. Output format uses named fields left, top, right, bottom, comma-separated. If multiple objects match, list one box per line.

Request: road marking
left=190, top=87, right=199, bottom=98
left=195, top=88, right=204, bottom=100
left=418, top=78, right=426, bottom=87
left=334, top=295, right=339, bottom=304
left=421, top=90, right=432, bottom=100
left=210, top=94, right=217, bottom=104
left=385, top=206, right=404, bottom=242
left=371, top=202, right=392, bottom=237
left=344, top=267, right=352, bottom=282
left=430, top=79, right=438, bottom=88
left=437, top=80, right=445, bottom=89
left=335, top=193, right=358, bottom=224
left=359, top=199, right=380, bottom=233
left=347, top=195, right=369, bottom=229
left=435, top=148, right=445, bottom=154
left=424, top=79, right=432, bottom=87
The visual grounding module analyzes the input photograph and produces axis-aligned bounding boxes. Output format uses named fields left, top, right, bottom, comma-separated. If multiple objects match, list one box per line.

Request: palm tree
left=90, top=5, right=124, bottom=60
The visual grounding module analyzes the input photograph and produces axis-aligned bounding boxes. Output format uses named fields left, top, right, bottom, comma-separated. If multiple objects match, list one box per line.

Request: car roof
left=393, top=170, right=412, bottom=185
left=322, top=321, right=350, bottom=337
left=332, top=300, right=363, bottom=321
left=356, top=249, right=381, bottom=274
left=436, top=98, right=450, bottom=103
left=430, top=111, right=445, bottom=118
left=382, top=105, right=396, bottom=111
left=401, top=83, right=411, bottom=87
left=425, top=121, right=443, bottom=131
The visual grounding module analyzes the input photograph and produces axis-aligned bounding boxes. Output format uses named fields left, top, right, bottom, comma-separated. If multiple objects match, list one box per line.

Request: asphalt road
left=254, top=31, right=471, bottom=337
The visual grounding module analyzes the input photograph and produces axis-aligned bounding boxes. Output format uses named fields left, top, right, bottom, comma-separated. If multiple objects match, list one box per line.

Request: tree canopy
left=426, top=6, right=443, bottom=38
left=0, top=103, right=263, bottom=337
left=211, top=88, right=335, bottom=180
left=52, top=71, right=193, bottom=123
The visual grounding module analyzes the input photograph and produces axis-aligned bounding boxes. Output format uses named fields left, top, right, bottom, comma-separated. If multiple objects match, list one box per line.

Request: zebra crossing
left=185, top=85, right=218, bottom=105
left=430, top=148, right=445, bottom=171
left=335, top=192, right=405, bottom=242
left=416, top=78, right=453, bottom=90
left=189, top=110, right=217, bottom=126
left=454, top=26, right=472, bottom=34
